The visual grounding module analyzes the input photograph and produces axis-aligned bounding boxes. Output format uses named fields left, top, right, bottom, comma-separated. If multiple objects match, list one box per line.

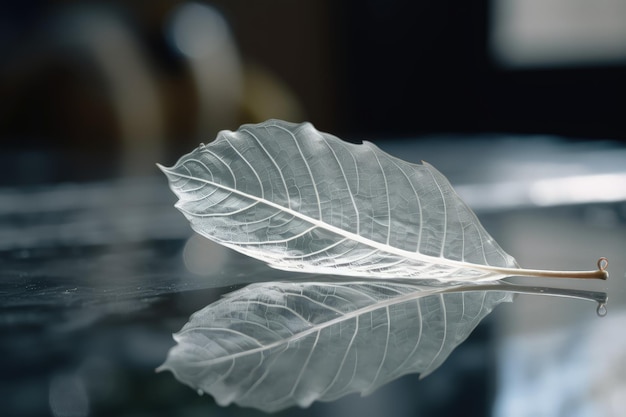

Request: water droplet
left=597, top=303, right=608, bottom=317
left=197, top=389, right=204, bottom=396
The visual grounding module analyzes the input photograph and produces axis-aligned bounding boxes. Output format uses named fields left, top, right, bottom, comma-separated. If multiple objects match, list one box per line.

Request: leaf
left=157, top=281, right=513, bottom=412
left=158, top=119, right=608, bottom=282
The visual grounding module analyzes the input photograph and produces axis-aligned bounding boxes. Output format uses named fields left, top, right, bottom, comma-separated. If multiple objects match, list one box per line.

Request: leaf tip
left=156, top=163, right=180, bottom=182
left=156, top=163, right=169, bottom=173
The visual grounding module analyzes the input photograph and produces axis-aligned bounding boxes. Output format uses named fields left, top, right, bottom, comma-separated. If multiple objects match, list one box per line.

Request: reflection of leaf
left=158, top=281, right=513, bottom=412
left=159, top=120, right=607, bottom=282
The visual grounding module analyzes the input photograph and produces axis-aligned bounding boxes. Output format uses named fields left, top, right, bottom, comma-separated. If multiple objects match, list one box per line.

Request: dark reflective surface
left=1, top=174, right=492, bottom=417
left=2, top=138, right=626, bottom=417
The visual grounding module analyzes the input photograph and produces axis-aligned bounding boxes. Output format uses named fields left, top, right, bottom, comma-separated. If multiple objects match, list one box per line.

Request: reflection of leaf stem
left=441, top=283, right=608, bottom=316
left=474, top=257, right=609, bottom=281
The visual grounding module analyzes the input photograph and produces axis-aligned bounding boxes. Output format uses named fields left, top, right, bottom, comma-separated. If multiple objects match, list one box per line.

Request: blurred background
left=2, top=1, right=626, bottom=417
left=2, top=0, right=626, bottom=184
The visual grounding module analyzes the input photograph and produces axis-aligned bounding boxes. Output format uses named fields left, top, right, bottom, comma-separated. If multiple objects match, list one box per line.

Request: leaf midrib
left=163, top=166, right=509, bottom=278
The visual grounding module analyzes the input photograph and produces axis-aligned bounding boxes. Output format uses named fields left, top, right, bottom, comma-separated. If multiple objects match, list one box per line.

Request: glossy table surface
left=2, top=136, right=625, bottom=417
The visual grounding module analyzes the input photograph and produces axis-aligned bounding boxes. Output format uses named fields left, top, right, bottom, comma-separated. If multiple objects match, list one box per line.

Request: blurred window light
left=491, top=0, right=626, bottom=67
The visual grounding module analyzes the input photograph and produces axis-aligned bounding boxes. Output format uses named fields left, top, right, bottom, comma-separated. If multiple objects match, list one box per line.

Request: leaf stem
left=482, top=257, right=609, bottom=281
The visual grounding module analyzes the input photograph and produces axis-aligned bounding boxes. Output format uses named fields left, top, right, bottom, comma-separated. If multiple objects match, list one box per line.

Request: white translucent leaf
left=158, top=281, right=513, bottom=412
left=159, top=119, right=519, bottom=282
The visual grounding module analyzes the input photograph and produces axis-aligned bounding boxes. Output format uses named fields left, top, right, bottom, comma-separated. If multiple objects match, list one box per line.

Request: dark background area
left=1, top=0, right=625, bottom=185
left=336, top=0, right=626, bottom=140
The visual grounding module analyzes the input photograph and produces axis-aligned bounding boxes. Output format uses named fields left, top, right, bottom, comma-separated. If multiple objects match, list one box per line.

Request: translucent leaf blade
left=160, top=119, right=518, bottom=280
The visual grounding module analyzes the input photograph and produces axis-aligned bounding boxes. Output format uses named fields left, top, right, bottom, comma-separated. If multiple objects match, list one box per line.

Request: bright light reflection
left=529, top=174, right=626, bottom=206
left=494, top=310, right=626, bottom=417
